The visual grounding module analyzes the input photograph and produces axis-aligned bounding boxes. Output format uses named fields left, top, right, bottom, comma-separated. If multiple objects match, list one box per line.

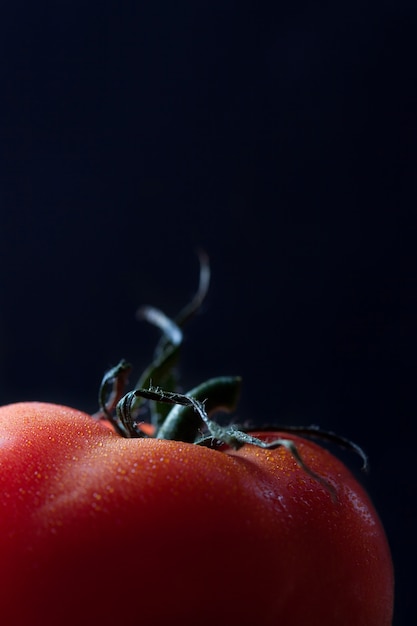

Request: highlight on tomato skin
left=0, top=401, right=394, bottom=626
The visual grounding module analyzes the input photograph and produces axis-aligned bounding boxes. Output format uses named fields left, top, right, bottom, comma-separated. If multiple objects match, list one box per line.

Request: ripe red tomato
left=0, top=401, right=393, bottom=626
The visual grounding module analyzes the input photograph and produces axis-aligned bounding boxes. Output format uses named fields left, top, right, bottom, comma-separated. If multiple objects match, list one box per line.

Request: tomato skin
left=0, top=402, right=393, bottom=626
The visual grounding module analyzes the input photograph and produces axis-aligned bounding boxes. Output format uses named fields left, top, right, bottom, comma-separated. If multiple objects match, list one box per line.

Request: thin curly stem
left=134, top=307, right=183, bottom=391
left=131, top=252, right=210, bottom=427
left=174, top=249, right=210, bottom=328
left=93, top=359, right=131, bottom=427
left=239, top=424, right=368, bottom=471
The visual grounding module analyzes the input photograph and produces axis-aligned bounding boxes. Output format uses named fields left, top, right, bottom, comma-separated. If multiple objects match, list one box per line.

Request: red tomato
left=0, top=401, right=393, bottom=626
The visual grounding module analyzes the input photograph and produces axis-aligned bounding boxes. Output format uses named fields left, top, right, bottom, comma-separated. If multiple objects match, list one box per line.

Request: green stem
left=156, top=376, right=242, bottom=442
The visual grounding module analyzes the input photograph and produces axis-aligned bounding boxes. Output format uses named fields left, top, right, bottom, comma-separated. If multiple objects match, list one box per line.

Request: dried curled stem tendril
left=93, top=359, right=132, bottom=423
left=133, top=250, right=210, bottom=426
left=136, top=248, right=210, bottom=387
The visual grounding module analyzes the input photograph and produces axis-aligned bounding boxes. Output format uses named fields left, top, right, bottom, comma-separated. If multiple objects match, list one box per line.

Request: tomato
left=0, top=401, right=393, bottom=626
left=0, top=259, right=394, bottom=624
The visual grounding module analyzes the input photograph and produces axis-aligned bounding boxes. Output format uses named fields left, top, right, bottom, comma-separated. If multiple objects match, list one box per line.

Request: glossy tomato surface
left=0, top=402, right=393, bottom=626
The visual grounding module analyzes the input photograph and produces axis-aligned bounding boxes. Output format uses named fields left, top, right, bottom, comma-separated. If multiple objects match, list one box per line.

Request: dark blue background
left=0, top=2, right=415, bottom=623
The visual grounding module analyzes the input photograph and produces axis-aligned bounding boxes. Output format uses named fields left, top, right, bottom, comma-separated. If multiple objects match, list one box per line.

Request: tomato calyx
left=93, top=253, right=367, bottom=496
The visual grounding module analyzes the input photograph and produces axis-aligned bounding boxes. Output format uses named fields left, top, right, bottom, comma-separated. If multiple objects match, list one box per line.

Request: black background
left=0, top=2, right=415, bottom=624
